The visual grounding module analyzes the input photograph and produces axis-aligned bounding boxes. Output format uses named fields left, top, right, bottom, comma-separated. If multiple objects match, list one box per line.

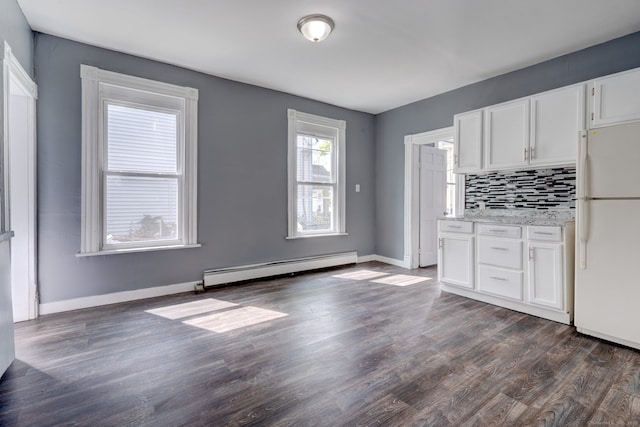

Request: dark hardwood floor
left=1, top=261, right=639, bottom=426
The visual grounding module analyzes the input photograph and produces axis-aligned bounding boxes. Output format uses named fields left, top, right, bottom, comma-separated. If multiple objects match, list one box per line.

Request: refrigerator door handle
left=578, top=131, right=588, bottom=199
left=578, top=198, right=589, bottom=269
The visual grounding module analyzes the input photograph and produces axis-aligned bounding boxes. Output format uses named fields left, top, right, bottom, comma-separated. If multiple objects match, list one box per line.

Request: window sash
left=294, top=182, right=337, bottom=234
left=102, top=171, right=183, bottom=250
left=101, top=98, right=185, bottom=251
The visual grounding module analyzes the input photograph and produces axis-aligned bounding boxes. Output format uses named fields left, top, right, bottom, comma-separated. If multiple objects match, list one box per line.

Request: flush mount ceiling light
left=297, top=14, right=335, bottom=42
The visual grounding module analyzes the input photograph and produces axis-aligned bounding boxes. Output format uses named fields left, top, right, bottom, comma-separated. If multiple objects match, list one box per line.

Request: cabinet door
left=528, top=242, right=563, bottom=310
left=438, top=235, right=474, bottom=289
left=453, top=110, right=482, bottom=174
left=485, top=98, right=530, bottom=171
left=530, top=84, right=585, bottom=167
left=592, top=67, right=640, bottom=128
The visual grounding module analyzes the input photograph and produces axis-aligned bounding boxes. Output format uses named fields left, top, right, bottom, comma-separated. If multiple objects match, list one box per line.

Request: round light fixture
left=297, top=14, right=335, bottom=42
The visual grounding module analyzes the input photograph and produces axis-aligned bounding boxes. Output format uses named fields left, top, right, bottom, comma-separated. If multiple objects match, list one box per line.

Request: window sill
left=76, top=243, right=201, bottom=257
left=286, top=233, right=348, bottom=240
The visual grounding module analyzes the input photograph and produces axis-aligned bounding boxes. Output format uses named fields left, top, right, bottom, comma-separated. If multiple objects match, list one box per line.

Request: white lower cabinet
left=438, top=221, right=474, bottom=289
left=526, top=224, right=568, bottom=311
left=527, top=242, right=563, bottom=310
left=438, top=220, right=575, bottom=324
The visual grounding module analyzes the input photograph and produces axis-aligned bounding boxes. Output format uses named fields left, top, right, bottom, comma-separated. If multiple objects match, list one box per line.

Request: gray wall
left=374, top=31, right=640, bottom=260
left=35, top=34, right=376, bottom=303
left=0, top=0, right=32, bottom=75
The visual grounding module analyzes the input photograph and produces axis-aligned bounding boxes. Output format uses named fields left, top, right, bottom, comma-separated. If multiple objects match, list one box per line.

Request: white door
left=9, top=84, right=36, bottom=322
left=419, top=146, right=446, bottom=266
left=9, top=79, right=37, bottom=322
left=575, top=199, right=640, bottom=348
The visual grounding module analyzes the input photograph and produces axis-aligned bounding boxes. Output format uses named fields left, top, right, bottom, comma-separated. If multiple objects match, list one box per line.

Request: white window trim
left=287, top=109, right=346, bottom=239
left=79, top=65, right=199, bottom=256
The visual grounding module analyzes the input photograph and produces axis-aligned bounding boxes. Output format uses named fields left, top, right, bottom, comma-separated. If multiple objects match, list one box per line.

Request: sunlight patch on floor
left=331, top=269, right=390, bottom=280
left=183, top=306, right=288, bottom=333
left=145, top=298, right=238, bottom=320
left=371, top=274, right=432, bottom=286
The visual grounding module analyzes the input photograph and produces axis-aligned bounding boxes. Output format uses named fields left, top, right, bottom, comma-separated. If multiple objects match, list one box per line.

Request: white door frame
left=2, top=42, right=38, bottom=320
left=404, top=127, right=463, bottom=269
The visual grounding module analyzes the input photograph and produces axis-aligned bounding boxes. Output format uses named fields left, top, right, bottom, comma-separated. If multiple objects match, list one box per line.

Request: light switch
left=355, top=184, right=360, bottom=192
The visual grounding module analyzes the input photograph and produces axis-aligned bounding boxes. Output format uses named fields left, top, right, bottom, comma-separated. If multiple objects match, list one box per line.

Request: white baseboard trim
left=38, top=252, right=411, bottom=315
left=357, top=254, right=410, bottom=269
left=356, top=254, right=377, bottom=263
left=39, top=281, right=200, bottom=315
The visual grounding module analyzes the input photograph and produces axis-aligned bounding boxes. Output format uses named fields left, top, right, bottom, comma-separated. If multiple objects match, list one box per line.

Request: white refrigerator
left=575, top=121, right=640, bottom=349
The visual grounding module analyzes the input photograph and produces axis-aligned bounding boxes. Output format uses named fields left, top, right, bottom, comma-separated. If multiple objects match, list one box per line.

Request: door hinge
left=591, top=112, right=594, bottom=121
left=592, top=87, right=595, bottom=96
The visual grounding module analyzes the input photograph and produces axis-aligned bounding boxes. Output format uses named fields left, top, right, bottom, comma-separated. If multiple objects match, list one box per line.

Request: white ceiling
left=16, top=0, right=640, bottom=114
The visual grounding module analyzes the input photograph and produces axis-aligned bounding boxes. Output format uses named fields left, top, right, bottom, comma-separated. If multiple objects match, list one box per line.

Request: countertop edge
left=439, top=216, right=575, bottom=227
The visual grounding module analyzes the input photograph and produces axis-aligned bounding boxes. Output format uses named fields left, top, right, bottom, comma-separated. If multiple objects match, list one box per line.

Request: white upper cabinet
left=591, top=67, right=640, bottom=128
left=484, top=98, right=530, bottom=171
left=453, top=110, right=483, bottom=174
left=453, top=66, right=640, bottom=173
left=530, top=84, right=585, bottom=167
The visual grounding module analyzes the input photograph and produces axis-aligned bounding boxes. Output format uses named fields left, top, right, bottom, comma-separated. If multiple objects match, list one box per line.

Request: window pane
left=105, top=175, right=178, bottom=244
left=296, top=184, right=334, bottom=232
left=296, top=135, right=333, bottom=183
left=107, top=104, right=177, bottom=173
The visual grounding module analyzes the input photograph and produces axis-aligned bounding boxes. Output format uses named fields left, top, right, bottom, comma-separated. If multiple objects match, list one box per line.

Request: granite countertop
left=439, top=209, right=575, bottom=227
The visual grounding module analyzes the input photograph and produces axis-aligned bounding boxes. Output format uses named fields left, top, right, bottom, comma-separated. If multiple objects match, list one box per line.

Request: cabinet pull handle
left=533, top=231, right=554, bottom=235
left=448, top=225, right=462, bottom=229
left=489, top=229, right=506, bottom=232
left=490, top=276, right=507, bottom=281
left=489, top=246, right=508, bottom=251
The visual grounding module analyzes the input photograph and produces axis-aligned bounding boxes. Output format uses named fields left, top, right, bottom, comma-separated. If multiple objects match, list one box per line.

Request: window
left=79, top=65, right=199, bottom=255
left=287, top=109, right=346, bottom=238
left=433, top=139, right=458, bottom=216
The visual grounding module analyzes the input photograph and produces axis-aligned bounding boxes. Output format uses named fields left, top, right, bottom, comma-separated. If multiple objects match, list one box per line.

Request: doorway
left=404, top=127, right=463, bottom=269
left=3, top=42, right=38, bottom=322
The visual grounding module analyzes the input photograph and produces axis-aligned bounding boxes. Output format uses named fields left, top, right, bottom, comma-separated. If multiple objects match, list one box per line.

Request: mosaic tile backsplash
left=465, top=167, right=576, bottom=210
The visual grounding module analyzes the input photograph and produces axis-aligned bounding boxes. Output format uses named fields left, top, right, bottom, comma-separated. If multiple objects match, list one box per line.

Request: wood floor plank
left=1, top=262, right=640, bottom=426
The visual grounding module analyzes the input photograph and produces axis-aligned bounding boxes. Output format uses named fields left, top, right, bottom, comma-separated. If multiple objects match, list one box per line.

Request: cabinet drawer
left=478, top=265, right=523, bottom=301
left=439, top=220, right=473, bottom=234
left=478, top=238, right=523, bottom=269
left=527, top=226, right=562, bottom=242
left=477, top=224, right=521, bottom=238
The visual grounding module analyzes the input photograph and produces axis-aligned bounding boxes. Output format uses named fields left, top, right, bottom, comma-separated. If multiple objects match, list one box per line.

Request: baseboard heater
left=201, top=251, right=358, bottom=290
